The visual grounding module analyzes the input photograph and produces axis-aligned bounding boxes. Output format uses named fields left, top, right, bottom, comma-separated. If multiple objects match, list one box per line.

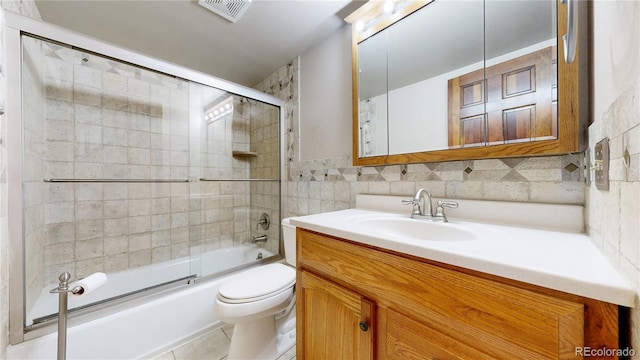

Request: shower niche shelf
left=232, top=150, right=258, bottom=158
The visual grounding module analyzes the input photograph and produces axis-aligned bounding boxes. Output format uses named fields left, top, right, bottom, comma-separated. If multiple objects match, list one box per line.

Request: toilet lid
left=218, top=263, right=295, bottom=302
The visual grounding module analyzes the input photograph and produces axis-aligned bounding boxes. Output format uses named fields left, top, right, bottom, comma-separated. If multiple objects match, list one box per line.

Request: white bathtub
left=9, top=245, right=276, bottom=360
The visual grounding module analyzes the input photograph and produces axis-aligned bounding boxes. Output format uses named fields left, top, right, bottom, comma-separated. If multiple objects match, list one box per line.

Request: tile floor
left=153, top=323, right=296, bottom=360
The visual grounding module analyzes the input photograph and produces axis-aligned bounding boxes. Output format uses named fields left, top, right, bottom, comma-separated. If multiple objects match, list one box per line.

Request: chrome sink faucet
left=402, top=188, right=459, bottom=222
left=402, top=188, right=433, bottom=219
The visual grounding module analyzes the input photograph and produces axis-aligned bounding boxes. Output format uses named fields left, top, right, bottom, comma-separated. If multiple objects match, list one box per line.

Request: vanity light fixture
left=204, top=96, right=234, bottom=123
left=352, top=0, right=414, bottom=33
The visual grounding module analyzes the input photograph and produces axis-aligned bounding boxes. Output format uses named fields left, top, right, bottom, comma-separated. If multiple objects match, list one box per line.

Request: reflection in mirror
left=450, top=0, right=557, bottom=148
left=358, top=30, right=389, bottom=157
left=354, top=0, right=559, bottom=159
left=387, top=1, right=484, bottom=155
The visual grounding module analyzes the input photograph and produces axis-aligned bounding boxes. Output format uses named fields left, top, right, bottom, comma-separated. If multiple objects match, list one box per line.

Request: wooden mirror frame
left=346, top=0, right=589, bottom=166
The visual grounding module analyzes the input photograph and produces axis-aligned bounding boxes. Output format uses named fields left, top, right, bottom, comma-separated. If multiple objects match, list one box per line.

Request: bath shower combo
left=4, top=11, right=287, bottom=359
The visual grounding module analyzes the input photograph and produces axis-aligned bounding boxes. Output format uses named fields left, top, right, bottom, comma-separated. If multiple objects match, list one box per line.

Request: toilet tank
left=281, top=218, right=296, bottom=266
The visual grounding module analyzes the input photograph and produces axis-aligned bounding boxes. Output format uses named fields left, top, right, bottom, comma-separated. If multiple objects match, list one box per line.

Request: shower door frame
left=5, top=11, right=286, bottom=345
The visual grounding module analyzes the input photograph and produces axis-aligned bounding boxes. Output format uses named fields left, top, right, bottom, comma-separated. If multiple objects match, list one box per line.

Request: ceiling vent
left=198, top=0, right=252, bottom=23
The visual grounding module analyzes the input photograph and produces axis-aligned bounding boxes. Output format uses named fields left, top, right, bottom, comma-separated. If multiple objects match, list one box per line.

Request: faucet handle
left=402, top=198, right=422, bottom=217
left=434, top=200, right=458, bottom=222
left=437, top=200, right=458, bottom=209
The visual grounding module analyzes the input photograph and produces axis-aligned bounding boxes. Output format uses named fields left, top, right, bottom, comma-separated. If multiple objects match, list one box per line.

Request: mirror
left=386, top=0, right=484, bottom=154
left=348, top=0, right=586, bottom=166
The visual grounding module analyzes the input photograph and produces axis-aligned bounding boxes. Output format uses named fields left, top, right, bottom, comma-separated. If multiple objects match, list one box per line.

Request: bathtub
left=8, top=245, right=276, bottom=360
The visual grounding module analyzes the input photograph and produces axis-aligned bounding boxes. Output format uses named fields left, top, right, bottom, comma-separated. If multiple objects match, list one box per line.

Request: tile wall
left=190, top=89, right=252, bottom=258
left=29, top=37, right=193, bottom=283
left=191, top=93, right=281, bottom=256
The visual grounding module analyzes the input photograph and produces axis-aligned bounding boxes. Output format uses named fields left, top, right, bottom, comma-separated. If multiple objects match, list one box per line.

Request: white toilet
left=214, top=218, right=297, bottom=360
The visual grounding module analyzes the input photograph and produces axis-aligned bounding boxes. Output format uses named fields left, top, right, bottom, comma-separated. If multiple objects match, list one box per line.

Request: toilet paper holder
left=50, top=272, right=83, bottom=296
left=50, top=271, right=107, bottom=360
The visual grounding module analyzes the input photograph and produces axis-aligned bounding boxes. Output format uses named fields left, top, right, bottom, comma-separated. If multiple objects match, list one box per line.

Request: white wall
left=388, top=65, right=469, bottom=154
left=299, top=25, right=352, bottom=161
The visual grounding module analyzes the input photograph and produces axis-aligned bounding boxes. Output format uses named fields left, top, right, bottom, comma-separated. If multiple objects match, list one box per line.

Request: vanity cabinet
left=296, top=228, right=620, bottom=359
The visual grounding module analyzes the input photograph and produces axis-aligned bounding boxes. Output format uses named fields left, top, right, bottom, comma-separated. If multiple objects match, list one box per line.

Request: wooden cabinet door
left=297, top=270, right=375, bottom=360
left=385, top=308, right=495, bottom=360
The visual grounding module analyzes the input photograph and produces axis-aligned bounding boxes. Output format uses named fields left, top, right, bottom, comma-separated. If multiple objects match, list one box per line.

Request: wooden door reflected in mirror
left=448, top=46, right=558, bottom=148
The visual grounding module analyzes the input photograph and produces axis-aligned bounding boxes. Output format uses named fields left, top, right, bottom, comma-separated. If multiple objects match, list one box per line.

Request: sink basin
left=352, top=217, right=476, bottom=242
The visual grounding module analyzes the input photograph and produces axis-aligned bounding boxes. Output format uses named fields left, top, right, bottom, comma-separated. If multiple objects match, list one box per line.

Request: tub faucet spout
left=252, top=235, right=268, bottom=243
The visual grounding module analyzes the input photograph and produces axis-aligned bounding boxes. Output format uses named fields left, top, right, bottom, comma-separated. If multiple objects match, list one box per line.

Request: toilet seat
left=218, top=263, right=295, bottom=304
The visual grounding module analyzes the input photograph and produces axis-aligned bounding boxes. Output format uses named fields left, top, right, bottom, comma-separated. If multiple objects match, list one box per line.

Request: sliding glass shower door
left=21, top=34, right=194, bottom=326
left=20, top=34, right=281, bottom=330
left=189, top=83, right=282, bottom=277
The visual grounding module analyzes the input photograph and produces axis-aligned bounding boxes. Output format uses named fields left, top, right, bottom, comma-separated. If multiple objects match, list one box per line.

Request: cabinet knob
left=359, top=321, right=369, bottom=332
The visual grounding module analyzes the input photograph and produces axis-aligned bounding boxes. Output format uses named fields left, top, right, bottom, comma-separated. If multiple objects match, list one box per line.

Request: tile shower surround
left=19, top=36, right=281, bottom=325
left=31, top=38, right=196, bottom=287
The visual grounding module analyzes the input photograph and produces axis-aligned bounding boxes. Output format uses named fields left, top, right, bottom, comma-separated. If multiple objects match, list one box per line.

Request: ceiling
left=34, top=0, right=362, bottom=87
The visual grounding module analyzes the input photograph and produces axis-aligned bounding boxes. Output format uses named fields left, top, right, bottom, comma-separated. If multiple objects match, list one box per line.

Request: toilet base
left=227, top=316, right=277, bottom=360
left=275, top=304, right=296, bottom=355
left=226, top=304, right=296, bottom=360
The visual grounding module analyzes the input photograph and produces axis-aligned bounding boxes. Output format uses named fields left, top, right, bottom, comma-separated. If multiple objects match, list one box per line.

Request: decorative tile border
left=288, top=154, right=584, bottom=184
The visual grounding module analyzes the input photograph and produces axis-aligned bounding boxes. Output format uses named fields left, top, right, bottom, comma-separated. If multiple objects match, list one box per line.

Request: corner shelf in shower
left=232, top=151, right=258, bottom=158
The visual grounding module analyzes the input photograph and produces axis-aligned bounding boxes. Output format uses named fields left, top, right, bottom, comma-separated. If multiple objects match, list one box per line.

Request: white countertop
left=290, top=206, right=636, bottom=307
